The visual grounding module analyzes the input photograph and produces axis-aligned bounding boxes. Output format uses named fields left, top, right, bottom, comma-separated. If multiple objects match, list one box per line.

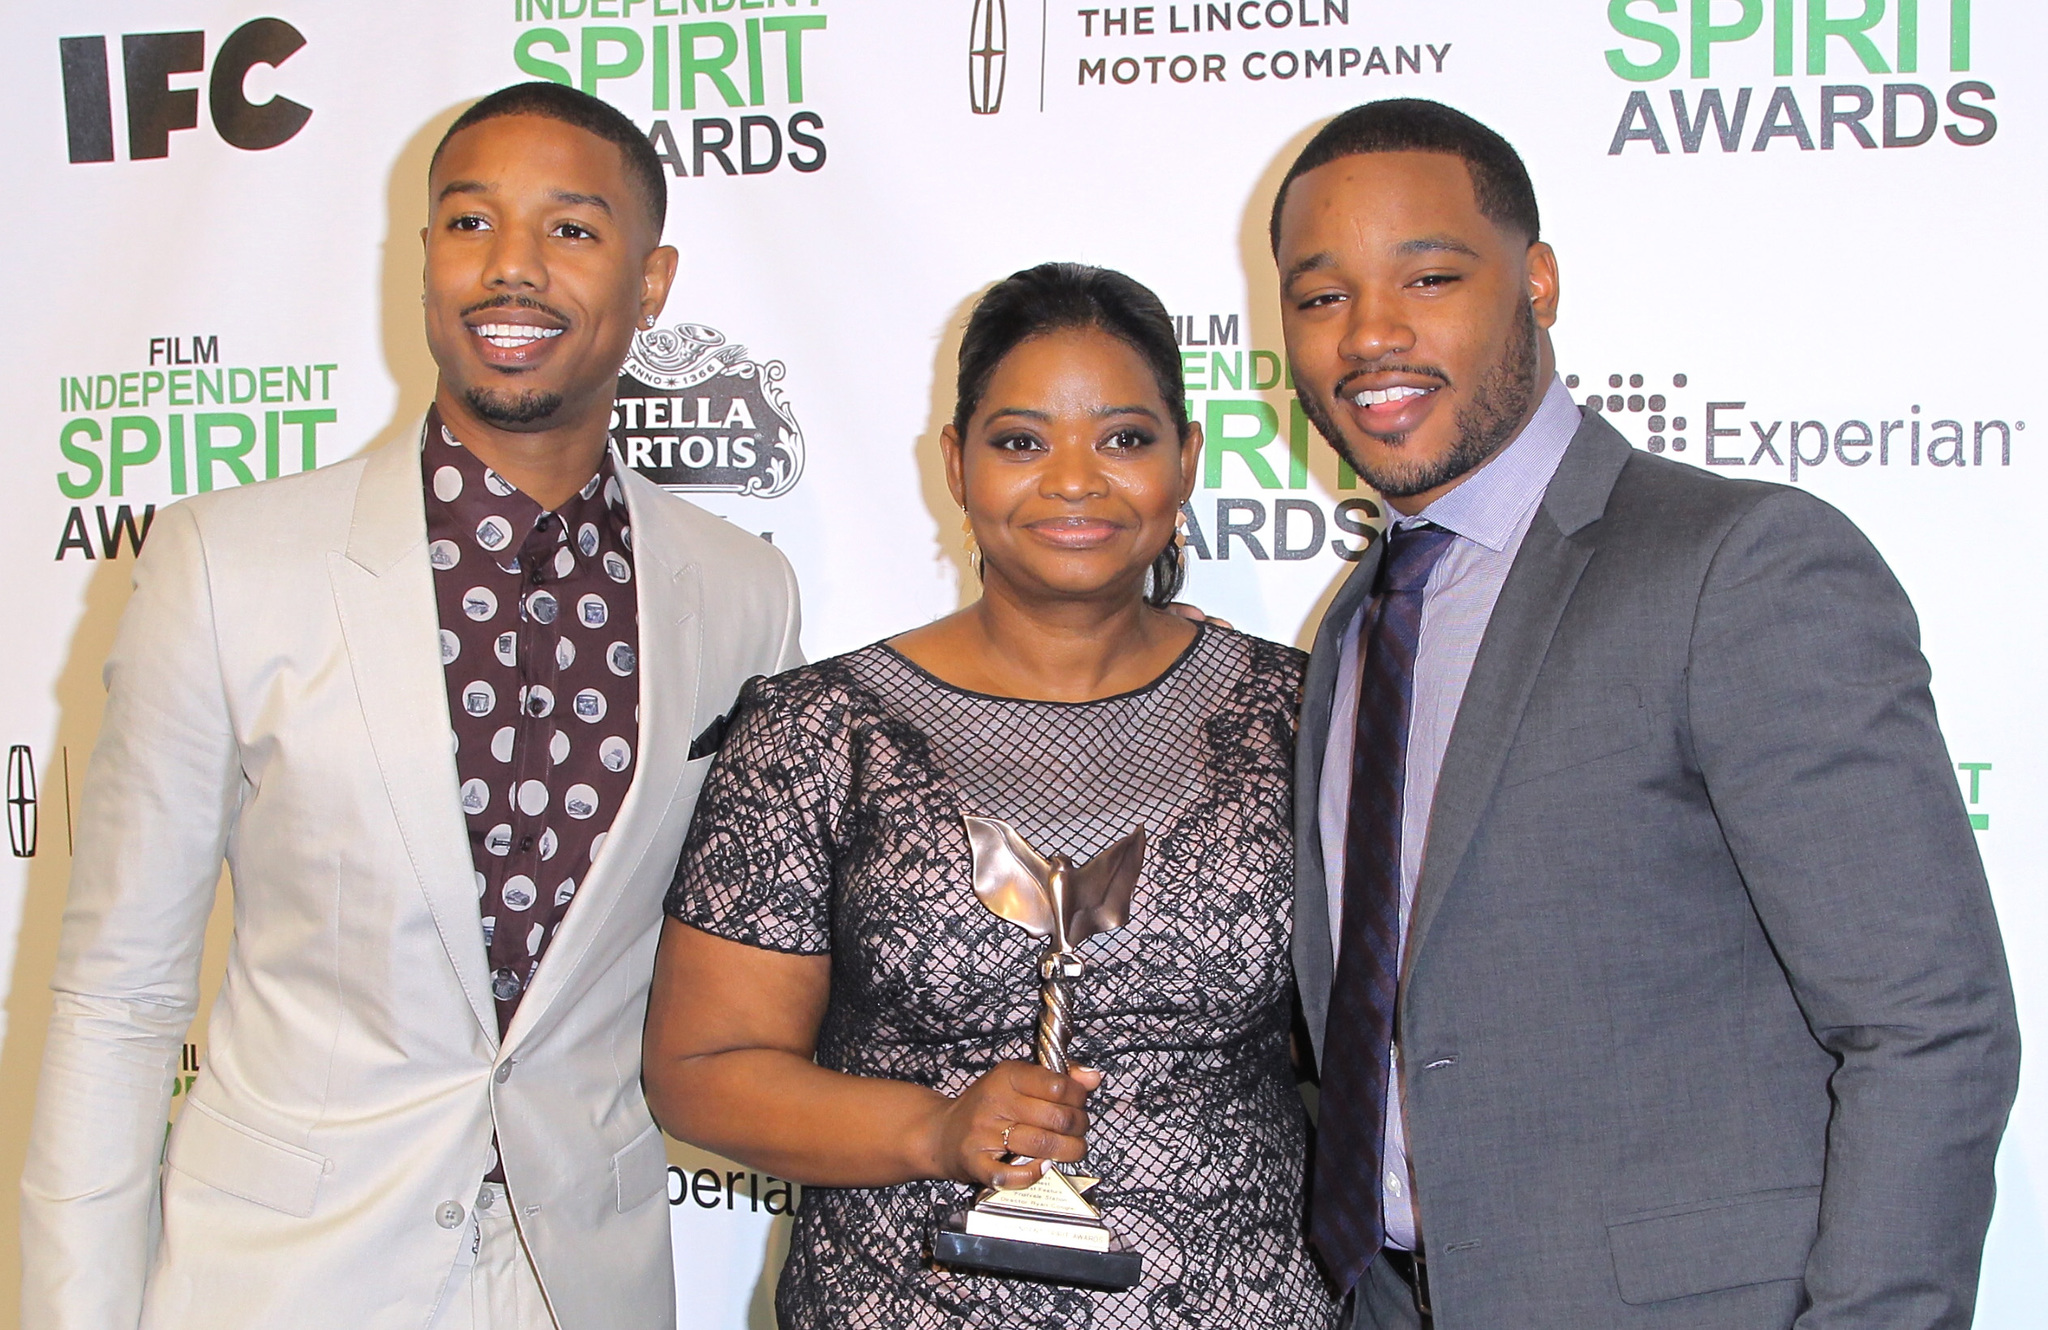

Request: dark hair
left=432, top=81, right=668, bottom=237
left=953, top=262, right=1190, bottom=608
left=1268, top=98, right=1539, bottom=253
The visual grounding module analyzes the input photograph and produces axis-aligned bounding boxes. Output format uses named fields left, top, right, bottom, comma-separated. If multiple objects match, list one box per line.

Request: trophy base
left=934, top=1211, right=1143, bottom=1290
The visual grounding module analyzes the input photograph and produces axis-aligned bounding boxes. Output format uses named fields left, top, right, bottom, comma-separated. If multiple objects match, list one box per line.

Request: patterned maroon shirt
left=422, top=408, right=641, bottom=1036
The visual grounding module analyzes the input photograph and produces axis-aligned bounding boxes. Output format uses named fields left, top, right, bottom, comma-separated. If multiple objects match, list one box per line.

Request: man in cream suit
left=21, top=83, right=799, bottom=1330
left=1279, top=100, right=2017, bottom=1328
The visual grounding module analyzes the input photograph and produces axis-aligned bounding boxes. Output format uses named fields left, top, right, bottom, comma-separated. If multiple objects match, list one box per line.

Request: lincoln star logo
left=8, top=745, right=38, bottom=858
left=611, top=323, right=805, bottom=499
left=970, top=0, right=1008, bottom=114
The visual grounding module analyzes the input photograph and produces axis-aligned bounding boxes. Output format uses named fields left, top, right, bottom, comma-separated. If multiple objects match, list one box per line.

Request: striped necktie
left=1309, top=520, right=1455, bottom=1295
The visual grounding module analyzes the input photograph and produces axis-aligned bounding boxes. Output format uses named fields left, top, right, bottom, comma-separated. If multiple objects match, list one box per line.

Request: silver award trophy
left=932, top=815, right=1146, bottom=1290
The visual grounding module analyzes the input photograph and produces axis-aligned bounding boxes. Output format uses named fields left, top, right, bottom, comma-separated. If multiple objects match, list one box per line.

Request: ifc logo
left=60, top=19, right=311, bottom=163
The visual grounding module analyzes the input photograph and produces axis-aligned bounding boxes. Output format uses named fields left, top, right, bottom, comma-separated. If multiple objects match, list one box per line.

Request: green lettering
left=283, top=410, right=336, bottom=472
left=1950, top=0, right=1969, bottom=70
left=1180, top=352, right=1206, bottom=392
left=196, top=368, right=225, bottom=404
left=119, top=372, right=140, bottom=409
left=1692, top=0, right=1762, bottom=78
left=1210, top=352, right=1243, bottom=391
left=259, top=366, right=285, bottom=403
left=57, top=419, right=104, bottom=499
left=1607, top=0, right=1681, bottom=81
left=169, top=369, right=193, bottom=406
left=1897, top=0, right=1917, bottom=70
left=108, top=416, right=161, bottom=497
left=582, top=26, right=645, bottom=94
left=677, top=23, right=744, bottom=109
left=195, top=413, right=256, bottom=491
left=1204, top=400, right=1282, bottom=490
left=1250, top=350, right=1283, bottom=391
left=1288, top=400, right=1311, bottom=488
left=142, top=370, right=165, bottom=406
left=169, top=414, right=187, bottom=494
left=762, top=15, right=826, bottom=102
left=1807, top=0, right=1890, bottom=74
left=515, top=28, right=574, bottom=85
left=229, top=368, right=257, bottom=404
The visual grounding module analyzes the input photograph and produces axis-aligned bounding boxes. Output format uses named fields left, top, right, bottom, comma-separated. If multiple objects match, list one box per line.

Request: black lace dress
left=666, top=625, right=1337, bottom=1329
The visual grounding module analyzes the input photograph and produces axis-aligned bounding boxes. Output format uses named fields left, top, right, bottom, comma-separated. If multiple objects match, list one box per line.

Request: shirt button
left=530, top=569, right=544, bottom=585
left=436, top=1201, right=465, bottom=1229
left=1385, top=1171, right=1405, bottom=1197
left=518, top=836, right=534, bottom=853
left=527, top=698, right=545, bottom=716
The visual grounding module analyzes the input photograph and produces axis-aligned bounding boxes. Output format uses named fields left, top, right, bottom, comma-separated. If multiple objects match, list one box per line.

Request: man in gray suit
left=1275, top=98, right=2018, bottom=1329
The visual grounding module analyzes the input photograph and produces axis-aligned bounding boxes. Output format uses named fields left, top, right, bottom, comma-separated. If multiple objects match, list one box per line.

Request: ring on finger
left=1001, top=1125, right=1014, bottom=1155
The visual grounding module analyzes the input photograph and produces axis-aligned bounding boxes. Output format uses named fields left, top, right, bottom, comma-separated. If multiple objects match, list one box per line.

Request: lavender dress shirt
left=1316, top=375, right=1580, bottom=1252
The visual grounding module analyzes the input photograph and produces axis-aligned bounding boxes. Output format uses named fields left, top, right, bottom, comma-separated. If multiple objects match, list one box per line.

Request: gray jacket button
left=436, top=1201, right=465, bottom=1229
left=494, top=1062, right=512, bottom=1084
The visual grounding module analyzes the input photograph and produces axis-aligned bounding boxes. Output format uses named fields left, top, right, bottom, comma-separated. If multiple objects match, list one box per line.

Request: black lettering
left=123, top=31, right=206, bottom=161
left=1609, top=90, right=1670, bottom=155
left=693, top=118, right=737, bottom=176
left=1179, top=501, right=1213, bottom=560
left=1215, top=499, right=1268, bottom=560
left=1788, top=421, right=1828, bottom=480
left=95, top=504, right=155, bottom=558
left=1819, top=85, right=1876, bottom=149
left=787, top=112, right=827, bottom=172
left=1883, top=83, right=1937, bottom=147
left=1330, top=498, right=1380, bottom=561
left=1670, top=87, right=1751, bottom=152
left=1747, top=419, right=1785, bottom=467
left=209, top=18, right=310, bottom=151
left=647, top=119, right=689, bottom=176
left=1704, top=402, right=1747, bottom=465
left=1273, top=499, right=1325, bottom=560
left=1752, top=86, right=1815, bottom=151
left=1833, top=419, right=1873, bottom=466
left=55, top=508, right=95, bottom=561
left=1945, top=81, right=1996, bottom=146
left=60, top=36, right=115, bottom=164
left=739, top=114, right=782, bottom=174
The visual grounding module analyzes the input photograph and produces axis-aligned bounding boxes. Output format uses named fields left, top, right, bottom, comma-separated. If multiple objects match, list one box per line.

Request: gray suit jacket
left=1294, top=410, right=2019, bottom=1329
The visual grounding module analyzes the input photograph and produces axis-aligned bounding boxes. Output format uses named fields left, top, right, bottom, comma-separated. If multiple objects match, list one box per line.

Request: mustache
left=457, top=294, right=574, bottom=326
left=1331, top=362, right=1452, bottom=401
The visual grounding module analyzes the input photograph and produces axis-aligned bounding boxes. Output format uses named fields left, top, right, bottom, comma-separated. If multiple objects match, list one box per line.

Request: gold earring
left=961, top=511, right=983, bottom=579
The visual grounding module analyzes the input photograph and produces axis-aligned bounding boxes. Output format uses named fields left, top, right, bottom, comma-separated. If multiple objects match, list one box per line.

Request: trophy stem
left=1036, top=950, right=1084, bottom=1075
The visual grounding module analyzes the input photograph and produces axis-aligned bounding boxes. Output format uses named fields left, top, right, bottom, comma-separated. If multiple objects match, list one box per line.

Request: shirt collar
left=422, top=406, right=629, bottom=565
left=1387, top=375, right=1580, bottom=553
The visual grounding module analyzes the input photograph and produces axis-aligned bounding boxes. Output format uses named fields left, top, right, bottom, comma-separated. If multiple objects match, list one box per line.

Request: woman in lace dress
left=644, top=263, right=1336, bottom=1329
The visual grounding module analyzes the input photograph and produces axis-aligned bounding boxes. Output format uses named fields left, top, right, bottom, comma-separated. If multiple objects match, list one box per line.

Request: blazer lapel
left=503, top=470, right=702, bottom=1050
left=1295, top=543, right=1383, bottom=1067
left=1401, top=414, right=1632, bottom=976
left=328, top=424, right=500, bottom=1045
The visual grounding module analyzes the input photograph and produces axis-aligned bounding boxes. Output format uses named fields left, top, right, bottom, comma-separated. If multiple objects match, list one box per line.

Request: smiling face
left=423, top=113, right=675, bottom=438
left=945, top=326, right=1200, bottom=606
left=1276, top=150, right=1557, bottom=512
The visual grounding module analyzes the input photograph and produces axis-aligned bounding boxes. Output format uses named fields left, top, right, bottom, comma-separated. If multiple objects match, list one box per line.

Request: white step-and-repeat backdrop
left=2, top=2, right=2041, bottom=1324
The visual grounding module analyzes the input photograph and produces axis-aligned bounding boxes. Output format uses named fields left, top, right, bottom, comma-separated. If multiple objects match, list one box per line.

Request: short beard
left=465, top=385, right=565, bottom=427
left=1295, top=298, right=1540, bottom=500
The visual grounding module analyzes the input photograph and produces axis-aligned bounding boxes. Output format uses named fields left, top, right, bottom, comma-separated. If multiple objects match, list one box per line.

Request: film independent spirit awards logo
left=610, top=323, right=805, bottom=498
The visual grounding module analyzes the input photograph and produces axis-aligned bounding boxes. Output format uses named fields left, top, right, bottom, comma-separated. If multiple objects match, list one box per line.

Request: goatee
left=1294, top=298, right=1540, bottom=500
left=466, top=385, right=566, bottom=427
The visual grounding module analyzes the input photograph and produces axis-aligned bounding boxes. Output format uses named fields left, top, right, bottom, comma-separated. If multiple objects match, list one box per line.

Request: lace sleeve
left=664, top=670, right=851, bottom=955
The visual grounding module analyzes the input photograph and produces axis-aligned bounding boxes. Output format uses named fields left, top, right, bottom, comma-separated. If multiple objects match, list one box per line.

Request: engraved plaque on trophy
left=932, top=815, right=1146, bottom=1290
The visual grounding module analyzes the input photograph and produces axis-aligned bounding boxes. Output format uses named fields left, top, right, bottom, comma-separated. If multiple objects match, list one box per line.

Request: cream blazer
left=20, top=425, right=802, bottom=1330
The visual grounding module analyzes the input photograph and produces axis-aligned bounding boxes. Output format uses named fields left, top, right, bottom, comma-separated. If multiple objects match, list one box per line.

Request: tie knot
left=1377, top=521, right=1454, bottom=594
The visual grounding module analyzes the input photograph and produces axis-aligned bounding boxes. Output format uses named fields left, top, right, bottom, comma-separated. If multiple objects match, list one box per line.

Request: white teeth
left=473, top=323, right=564, bottom=347
left=1354, top=385, right=1432, bottom=406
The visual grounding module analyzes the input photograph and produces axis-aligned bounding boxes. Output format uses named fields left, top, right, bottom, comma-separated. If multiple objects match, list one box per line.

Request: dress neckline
left=874, top=621, right=1211, bottom=708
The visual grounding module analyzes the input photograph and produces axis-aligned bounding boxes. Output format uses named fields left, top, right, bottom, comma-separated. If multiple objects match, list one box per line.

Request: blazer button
left=436, top=1201, right=465, bottom=1229
left=494, top=1062, right=512, bottom=1084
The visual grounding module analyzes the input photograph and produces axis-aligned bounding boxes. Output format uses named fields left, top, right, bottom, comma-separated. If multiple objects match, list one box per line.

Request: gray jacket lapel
left=1294, top=541, right=1382, bottom=1068
left=328, top=423, right=501, bottom=1045
left=1402, top=413, right=1632, bottom=975
left=504, top=467, right=703, bottom=1051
